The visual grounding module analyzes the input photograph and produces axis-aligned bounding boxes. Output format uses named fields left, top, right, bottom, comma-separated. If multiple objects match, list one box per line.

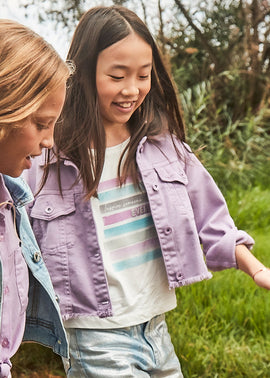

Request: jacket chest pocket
left=30, top=192, right=76, bottom=251
left=154, top=162, right=193, bottom=214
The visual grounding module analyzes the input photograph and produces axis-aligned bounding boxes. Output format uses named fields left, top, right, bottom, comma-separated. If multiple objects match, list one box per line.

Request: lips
left=26, top=154, right=40, bottom=161
left=114, top=101, right=136, bottom=109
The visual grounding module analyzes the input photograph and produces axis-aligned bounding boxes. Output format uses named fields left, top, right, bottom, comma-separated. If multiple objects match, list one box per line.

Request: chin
left=8, top=173, right=21, bottom=178
left=5, top=169, right=23, bottom=178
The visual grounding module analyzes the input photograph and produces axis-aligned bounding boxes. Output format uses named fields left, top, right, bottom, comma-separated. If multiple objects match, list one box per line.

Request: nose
left=41, top=130, right=54, bottom=149
left=121, top=85, right=139, bottom=97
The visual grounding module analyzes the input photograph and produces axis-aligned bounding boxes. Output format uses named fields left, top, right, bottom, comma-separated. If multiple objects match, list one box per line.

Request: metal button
left=45, top=206, right=53, bottom=214
left=33, top=251, right=41, bottom=263
left=176, top=272, right=184, bottom=280
left=2, top=337, right=9, bottom=348
left=152, top=184, right=159, bottom=191
left=164, top=227, right=172, bottom=235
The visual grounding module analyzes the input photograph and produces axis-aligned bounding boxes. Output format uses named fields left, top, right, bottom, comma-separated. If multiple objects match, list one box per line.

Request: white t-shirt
left=64, top=139, right=176, bottom=329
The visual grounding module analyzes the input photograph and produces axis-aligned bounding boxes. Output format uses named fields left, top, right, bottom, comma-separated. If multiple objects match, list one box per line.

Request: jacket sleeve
left=181, top=143, right=254, bottom=271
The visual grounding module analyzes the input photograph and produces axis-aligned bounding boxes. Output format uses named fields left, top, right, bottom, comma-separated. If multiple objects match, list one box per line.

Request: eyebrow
left=110, top=63, right=152, bottom=70
left=32, top=114, right=57, bottom=122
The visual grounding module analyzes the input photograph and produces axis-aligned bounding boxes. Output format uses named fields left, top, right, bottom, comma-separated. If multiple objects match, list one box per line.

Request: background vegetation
left=4, top=0, right=270, bottom=376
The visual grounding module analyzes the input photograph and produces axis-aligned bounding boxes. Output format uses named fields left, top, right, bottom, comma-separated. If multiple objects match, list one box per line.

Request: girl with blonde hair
left=0, top=19, right=70, bottom=377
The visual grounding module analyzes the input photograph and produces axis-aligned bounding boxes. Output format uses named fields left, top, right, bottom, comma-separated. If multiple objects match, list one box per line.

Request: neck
left=105, top=124, right=130, bottom=147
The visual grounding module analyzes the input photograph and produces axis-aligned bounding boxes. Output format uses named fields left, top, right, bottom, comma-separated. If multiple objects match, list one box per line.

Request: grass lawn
left=167, top=230, right=270, bottom=377
left=11, top=186, right=270, bottom=377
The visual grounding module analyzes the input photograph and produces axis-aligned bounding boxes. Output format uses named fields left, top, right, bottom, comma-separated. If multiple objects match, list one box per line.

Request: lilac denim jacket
left=25, top=133, right=254, bottom=321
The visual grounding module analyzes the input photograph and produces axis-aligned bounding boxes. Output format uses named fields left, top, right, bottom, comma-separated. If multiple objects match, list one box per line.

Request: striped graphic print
left=98, top=177, right=162, bottom=272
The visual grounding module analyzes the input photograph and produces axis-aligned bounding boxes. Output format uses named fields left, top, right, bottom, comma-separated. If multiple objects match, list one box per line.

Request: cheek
left=138, top=82, right=151, bottom=104
left=97, top=86, right=114, bottom=106
left=142, top=80, right=151, bottom=96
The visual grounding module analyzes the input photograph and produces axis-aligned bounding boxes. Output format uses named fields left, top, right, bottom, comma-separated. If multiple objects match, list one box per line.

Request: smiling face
left=0, top=82, right=66, bottom=177
left=96, top=32, right=152, bottom=145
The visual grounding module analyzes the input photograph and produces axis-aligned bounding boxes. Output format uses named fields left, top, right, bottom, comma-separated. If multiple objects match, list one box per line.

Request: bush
left=180, top=74, right=270, bottom=194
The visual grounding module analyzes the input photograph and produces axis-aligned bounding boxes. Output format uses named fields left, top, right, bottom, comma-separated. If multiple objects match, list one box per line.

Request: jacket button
left=45, top=206, right=53, bottom=214
left=164, top=227, right=172, bottom=235
left=176, top=272, right=184, bottom=280
left=2, top=337, right=9, bottom=348
left=152, top=184, right=159, bottom=191
left=33, top=251, right=41, bottom=263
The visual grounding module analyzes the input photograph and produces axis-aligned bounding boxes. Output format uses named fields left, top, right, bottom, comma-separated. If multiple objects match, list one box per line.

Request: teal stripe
left=105, top=216, right=154, bottom=238
left=113, top=248, right=162, bottom=271
left=99, top=184, right=138, bottom=203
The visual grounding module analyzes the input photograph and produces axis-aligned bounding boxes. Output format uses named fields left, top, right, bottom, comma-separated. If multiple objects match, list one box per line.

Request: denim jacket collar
left=3, top=175, right=33, bottom=208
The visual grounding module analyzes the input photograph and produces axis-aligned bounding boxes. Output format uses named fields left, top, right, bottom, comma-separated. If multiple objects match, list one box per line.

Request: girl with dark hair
left=25, top=6, right=270, bottom=377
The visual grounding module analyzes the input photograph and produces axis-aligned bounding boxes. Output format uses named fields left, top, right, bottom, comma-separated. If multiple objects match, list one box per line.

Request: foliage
left=179, top=72, right=270, bottom=194
left=11, top=343, right=65, bottom=377
left=19, top=0, right=136, bottom=32
left=170, top=0, right=270, bottom=118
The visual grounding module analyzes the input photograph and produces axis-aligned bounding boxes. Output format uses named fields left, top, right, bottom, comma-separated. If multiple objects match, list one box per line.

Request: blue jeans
left=63, top=314, right=183, bottom=377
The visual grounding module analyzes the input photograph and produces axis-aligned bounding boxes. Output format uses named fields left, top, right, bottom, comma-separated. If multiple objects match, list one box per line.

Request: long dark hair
left=52, top=5, right=185, bottom=199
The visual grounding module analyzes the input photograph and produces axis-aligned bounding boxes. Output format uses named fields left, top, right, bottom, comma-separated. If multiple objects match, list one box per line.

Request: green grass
left=167, top=228, right=270, bottom=377
left=11, top=186, right=270, bottom=377
left=166, top=186, right=270, bottom=377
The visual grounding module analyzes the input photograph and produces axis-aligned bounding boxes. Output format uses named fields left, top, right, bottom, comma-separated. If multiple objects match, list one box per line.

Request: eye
left=109, top=75, right=124, bottom=80
left=36, top=123, right=49, bottom=130
left=139, top=75, right=150, bottom=80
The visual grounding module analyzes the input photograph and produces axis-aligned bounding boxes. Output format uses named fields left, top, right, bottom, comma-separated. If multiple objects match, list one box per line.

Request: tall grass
left=180, top=75, right=270, bottom=193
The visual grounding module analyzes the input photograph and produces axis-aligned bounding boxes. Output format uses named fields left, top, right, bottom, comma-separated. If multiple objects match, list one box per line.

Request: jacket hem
left=62, top=310, right=113, bottom=322
left=169, top=272, right=213, bottom=289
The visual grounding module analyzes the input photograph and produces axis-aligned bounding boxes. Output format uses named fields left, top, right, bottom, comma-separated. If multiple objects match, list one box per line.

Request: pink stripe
left=99, top=177, right=133, bottom=192
left=110, top=238, right=160, bottom=261
left=103, top=203, right=150, bottom=226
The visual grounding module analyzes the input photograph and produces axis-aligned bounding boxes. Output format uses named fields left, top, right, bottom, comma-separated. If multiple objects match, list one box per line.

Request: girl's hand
left=252, top=268, right=270, bottom=290
left=235, top=244, right=270, bottom=290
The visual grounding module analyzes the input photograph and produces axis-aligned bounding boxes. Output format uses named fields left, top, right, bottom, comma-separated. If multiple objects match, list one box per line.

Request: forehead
left=32, top=83, right=66, bottom=118
left=98, top=33, right=152, bottom=67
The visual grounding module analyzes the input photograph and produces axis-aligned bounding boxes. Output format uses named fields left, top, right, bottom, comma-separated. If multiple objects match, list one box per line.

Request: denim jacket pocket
left=154, top=161, right=193, bottom=214
left=30, top=192, right=76, bottom=250
left=154, top=162, right=188, bottom=185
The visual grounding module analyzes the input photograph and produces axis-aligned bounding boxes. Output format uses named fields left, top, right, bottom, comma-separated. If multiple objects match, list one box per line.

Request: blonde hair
left=0, top=19, right=71, bottom=139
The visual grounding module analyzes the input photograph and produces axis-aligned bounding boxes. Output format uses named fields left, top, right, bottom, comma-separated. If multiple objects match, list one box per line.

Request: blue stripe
left=104, top=216, right=154, bottom=238
left=113, top=248, right=162, bottom=271
left=99, top=184, right=138, bottom=203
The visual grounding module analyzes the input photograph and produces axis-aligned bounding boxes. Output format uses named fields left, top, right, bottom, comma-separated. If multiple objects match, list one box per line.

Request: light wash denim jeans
left=63, top=314, right=183, bottom=377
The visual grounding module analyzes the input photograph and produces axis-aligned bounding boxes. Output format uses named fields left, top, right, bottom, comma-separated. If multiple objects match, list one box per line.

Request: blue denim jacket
left=2, top=175, right=68, bottom=358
